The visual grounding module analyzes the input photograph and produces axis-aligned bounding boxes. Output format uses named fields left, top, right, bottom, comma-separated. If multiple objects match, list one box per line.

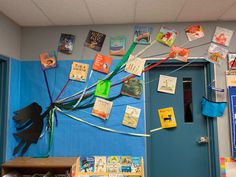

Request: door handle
left=198, top=136, right=209, bottom=144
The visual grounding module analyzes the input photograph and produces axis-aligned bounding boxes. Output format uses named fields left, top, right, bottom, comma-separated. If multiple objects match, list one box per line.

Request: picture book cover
left=110, top=36, right=126, bottom=56
left=207, top=43, right=229, bottom=64
left=80, top=156, right=95, bottom=172
left=158, top=107, right=177, bottom=128
left=121, top=78, right=143, bottom=99
left=92, top=98, right=113, bottom=120
left=39, top=51, right=57, bottom=70
left=94, top=79, right=111, bottom=98
left=226, top=72, right=236, bottom=87
left=58, top=33, right=75, bottom=54
left=169, top=45, right=189, bottom=62
left=228, top=53, right=236, bottom=70
left=84, top=30, right=106, bottom=51
left=122, top=106, right=141, bottom=128
left=125, top=55, right=146, bottom=76
left=212, top=26, right=234, bottom=47
left=69, top=62, right=89, bottom=82
left=133, top=25, right=152, bottom=45
left=107, top=156, right=121, bottom=173
left=92, top=53, right=112, bottom=74
left=94, top=156, right=107, bottom=172
left=121, top=156, right=132, bottom=172
left=185, top=25, right=204, bottom=41
left=131, top=157, right=142, bottom=173
left=157, top=75, right=177, bottom=94
left=156, top=26, right=178, bottom=47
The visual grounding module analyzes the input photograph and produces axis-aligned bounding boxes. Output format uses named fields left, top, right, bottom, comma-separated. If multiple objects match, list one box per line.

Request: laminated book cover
left=69, top=62, right=89, bottom=82
left=228, top=53, right=236, bottom=70
left=107, top=156, right=121, bottom=173
left=92, top=98, right=113, bottom=120
left=158, top=107, right=177, bottom=128
left=80, top=156, right=95, bottom=172
left=125, top=55, right=146, bottom=76
left=157, top=75, right=177, bottom=94
left=207, top=43, right=228, bottom=64
left=92, top=53, right=112, bottom=74
left=94, top=80, right=111, bottom=98
left=131, top=157, right=142, bottom=173
left=110, top=36, right=126, bottom=56
left=226, top=71, right=236, bottom=87
left=156, top=26, right=178, bottom=47
left=94, top=156, right=107, bottom=172
left=58, top=33, right=75, bottom=54
left=169, top=45, right=189, bottom=62
left=121, top=156, right=132, bottom=172
left=39, top=51, right=57, bottom=70
left=121, top=78, right=143, bottom=99
left=212, top=26, right=234, bottom=47
left=133, top=25, right=152, bottom=45
left=84, top=30, right=106, bottom=51
left=185, top=25, right=204, bottom=41
left=122, top=106, right=141, bottom=128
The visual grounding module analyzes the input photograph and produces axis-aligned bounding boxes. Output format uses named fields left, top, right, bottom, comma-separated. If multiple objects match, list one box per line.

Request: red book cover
left=92, top=53, right=112, bottom=74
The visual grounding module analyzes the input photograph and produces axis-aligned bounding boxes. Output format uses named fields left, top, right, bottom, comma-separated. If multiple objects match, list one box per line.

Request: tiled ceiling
left=0, top=0, right=236, bottom=26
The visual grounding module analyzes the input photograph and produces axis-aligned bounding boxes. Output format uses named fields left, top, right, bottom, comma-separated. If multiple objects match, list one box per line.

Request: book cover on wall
left=131, top=157, right=142, bottom=173
left=39, top=51, right=57, bottom=70
left=207, top=43, right=229, bottom=64
left=84, top=30, right=106, bottom=51
left=133, top=25, right=152, bottom=45
left=92, top=98, right=113, bottom=120
left=121, top=156, right=132, bottom=172
left=120, top=78, right=143, bottom=99
left=157, top=75, right=177, bottom=94
left=107, top=156, right=121, bottom=173
left=158, top=107, right=177, bottom=128
left=226, top=71, right=236, bottom=87
left=80, top=157, right=95, bottom=172
left=212, top=26, right=234, bottom=47
left=92, top=53, right=112, bottom=74
left=122, top=106, right=141, bottom=128
left=69, top=62, right=89, bottom=82
left=94, top=80, right=111, bottom=98
left=94, top=156, right=107, bottom=172
left=185, top=25, right=204, bottom=41
left=58, top=33, right=75, bottom=54
left=228, top=53, right=236, bottom=70
left=156, top=26, right=178, bottom=47
left=125, top=55, right=146, bottom=76
left=169, top=45, right=189, bottom=62
left=110, top=36, right=126, bottom=56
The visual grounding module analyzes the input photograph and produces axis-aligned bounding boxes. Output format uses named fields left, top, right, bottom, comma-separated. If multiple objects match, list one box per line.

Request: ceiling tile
left=177, top=0, right=236, bottom=22
left=33, top=0, right=93, bottom=25
left=85, top=0, right=136, bottom=24
left=0, top=0, right=52, bottom=26
left=219, top=2, right=236, bottom=20
left=135, top=0, right=187, bottom=23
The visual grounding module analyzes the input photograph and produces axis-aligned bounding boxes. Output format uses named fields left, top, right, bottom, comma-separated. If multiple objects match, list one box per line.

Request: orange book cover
left=92, top=53, right=112, bottom=74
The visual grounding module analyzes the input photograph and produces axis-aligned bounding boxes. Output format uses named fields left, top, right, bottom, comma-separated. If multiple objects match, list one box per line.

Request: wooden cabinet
left=1, top=157, right=77, bottom=176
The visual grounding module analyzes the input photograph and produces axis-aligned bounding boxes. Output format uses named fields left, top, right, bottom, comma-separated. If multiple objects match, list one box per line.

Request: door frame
left=144, top=59, right=220, bottom=177
left=0, top=55, right=10, bottom=166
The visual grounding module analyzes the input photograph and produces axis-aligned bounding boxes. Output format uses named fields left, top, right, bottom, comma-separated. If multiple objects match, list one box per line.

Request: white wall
left=0, top=12, right=21, bottom=59
left=20, top=21, right=236, bottom=157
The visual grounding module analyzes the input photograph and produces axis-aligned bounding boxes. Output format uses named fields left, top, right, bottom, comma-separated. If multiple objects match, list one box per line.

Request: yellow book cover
left=158, top=107, right=177, bottom=128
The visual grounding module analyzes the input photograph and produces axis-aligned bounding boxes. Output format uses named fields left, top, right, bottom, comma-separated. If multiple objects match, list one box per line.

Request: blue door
left=146, top=64, right=211, bottom=177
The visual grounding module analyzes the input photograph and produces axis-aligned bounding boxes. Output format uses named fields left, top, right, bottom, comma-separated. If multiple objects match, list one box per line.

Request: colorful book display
left=92, top=53, right=113, bottom=74
left=95, top=156, right=107, bottom=172
left=110, top=36, right=126, bottom=56
left=133, top=25, right=152, bottom=45
left=84, top=30, right=106, bottom=51
left=131, top=157, right=142, bottom=173
left=169, top=45, right=189, bottom=62
left=185, top=25, right=204, bottom=41
left=80, top=157, right=95, bottom=172
left=94, top=80, right=111, bottom=98
left=228, top=53, right=236, bottom=70
left=212, top=26, right=234, bottom=47
left=107, top=156, right=121, bottom=173
left=121, top=78, right=143, bottom=99
left=58, top=33, right=75, bottom=54
left=122, top=106, right=141, bottom=128
left=156, top=26, right=178, bottom=47
left=207, top=43, right=228, bottom=64
left=158, top=107, right=177, bottom=128
left=39, top=51, right=57, bottom=70
left=69, top=62, right=89, bottom=82
left=125, top=55, right=146, bottom=76
left=157, top=75, right=177, bottom=94
left=121, top=156, right=132, bottom=172
left=92, top=98, right=113, bottom=120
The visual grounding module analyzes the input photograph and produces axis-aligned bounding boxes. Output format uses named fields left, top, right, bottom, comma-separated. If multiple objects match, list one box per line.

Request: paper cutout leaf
left=94, top=80, right=111, bottom=98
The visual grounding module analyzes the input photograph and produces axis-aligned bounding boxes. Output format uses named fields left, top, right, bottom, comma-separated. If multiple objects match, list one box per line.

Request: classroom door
left=146, top=64, right=211, bottom=177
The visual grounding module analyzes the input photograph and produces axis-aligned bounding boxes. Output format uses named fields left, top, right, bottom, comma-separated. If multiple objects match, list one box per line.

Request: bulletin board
left=229, top=86, right=236, bottom=159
